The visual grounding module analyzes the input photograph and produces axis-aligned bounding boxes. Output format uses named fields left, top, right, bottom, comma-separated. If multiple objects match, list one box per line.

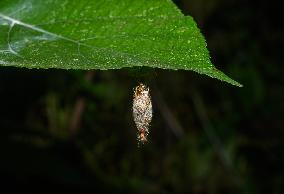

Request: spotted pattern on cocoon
left=132, top=83, right=153, bottom=144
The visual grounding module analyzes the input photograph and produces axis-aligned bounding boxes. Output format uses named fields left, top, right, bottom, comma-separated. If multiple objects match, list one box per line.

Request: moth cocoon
left=132, top=83, right=152, bottom=144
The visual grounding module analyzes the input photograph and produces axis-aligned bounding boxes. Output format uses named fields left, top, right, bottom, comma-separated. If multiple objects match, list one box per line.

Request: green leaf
left=0, top=0, right=242, bottom=87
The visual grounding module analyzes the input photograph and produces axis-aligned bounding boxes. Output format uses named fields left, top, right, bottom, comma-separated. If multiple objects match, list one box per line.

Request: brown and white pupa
left=132, top=83, right=152, bottom=144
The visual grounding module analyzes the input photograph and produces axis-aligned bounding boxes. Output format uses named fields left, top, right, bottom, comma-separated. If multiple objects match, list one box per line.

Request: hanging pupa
left=132, top=83, right=153, bottom=144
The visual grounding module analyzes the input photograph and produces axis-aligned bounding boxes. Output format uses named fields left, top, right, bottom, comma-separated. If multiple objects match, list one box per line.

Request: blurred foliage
left=0, top=0, right=283, bottom=193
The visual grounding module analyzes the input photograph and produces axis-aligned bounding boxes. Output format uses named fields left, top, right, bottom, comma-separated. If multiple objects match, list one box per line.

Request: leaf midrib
left=0, top=13, right=158, bottom=64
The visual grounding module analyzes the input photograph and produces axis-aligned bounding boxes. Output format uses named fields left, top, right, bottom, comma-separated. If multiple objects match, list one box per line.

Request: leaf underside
left=0, top=0, right=242, bottom=87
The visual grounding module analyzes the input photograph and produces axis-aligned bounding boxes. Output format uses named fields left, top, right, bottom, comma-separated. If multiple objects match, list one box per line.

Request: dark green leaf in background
left=0, top=0, right=242, bottom=86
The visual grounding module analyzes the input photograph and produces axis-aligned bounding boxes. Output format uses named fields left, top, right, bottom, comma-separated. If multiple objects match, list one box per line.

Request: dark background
left=0, top=0, right=283, bottom=193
